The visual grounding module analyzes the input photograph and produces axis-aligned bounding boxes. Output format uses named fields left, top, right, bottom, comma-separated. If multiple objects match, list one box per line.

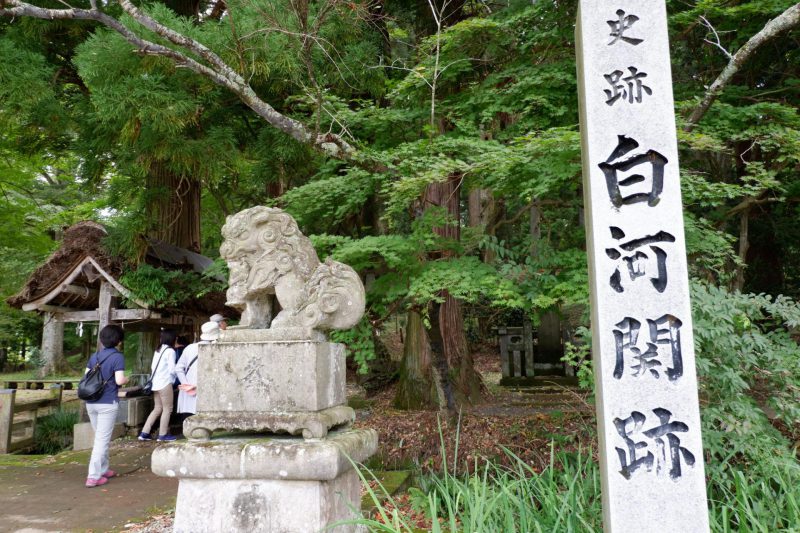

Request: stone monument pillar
left=576, top=1, right=709, bottom=531
left=152, top=207, right=377, bottom=533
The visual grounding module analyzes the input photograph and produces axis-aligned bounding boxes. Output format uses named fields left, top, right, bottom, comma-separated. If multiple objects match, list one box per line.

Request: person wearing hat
left=209, top=313, right=228, bottom=330
left=175, top=321, right=220, bottom=426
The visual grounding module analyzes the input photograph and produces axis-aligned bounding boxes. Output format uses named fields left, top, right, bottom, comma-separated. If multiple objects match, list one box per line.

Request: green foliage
left=330, top=318, right=375, bottom=374
left=408, top=256, right=524, bottom=310
left=562, top=327, right=593, bottom=391
left=683, top=213, right=741, bottom=285
left=33, top=407, right=80, bottom=455
left=691, top=281, right=800, bottom=527
left=354, top=444, right=800, bottom=531
left=119, top=264, right=226, bottom=308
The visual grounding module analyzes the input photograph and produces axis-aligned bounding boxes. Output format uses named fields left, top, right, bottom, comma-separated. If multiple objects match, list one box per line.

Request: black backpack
left=78, top=351, right=115, bottom=401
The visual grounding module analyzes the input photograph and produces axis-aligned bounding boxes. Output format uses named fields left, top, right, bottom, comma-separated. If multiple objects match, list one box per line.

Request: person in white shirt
left=175, top=321, right=220, bottom=426
left=138, top=329, right=178, bottom=442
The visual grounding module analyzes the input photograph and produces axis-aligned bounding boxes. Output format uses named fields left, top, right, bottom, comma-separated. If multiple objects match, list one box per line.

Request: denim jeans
left=86, top=402, right=119, bottom=480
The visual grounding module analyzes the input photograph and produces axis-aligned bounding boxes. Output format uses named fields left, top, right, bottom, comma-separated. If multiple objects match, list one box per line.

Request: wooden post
left=49, top=384, right=63, bottom=409
left=40, top=312, right=65, bottom=377
left=97, top=281, right=114, bottom=351
left=0, top=389, right=15, bottom=454
left=523, top=320, right=535, bottom=378
left=136, top=331, right=160, bottom=374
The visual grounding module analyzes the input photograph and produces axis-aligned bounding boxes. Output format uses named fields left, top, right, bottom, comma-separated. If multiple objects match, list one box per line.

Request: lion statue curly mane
left=219, top=206, right=365, bottom=331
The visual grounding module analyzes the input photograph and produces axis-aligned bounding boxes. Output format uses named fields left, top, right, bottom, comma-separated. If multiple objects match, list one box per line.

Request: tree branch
left=0, top=0, right=354, bottom=157
left=684, top=3, right=800, bottom=132
left=724, top=194, right=779, bottom=218
left=490, top=199, right=565, bottom=233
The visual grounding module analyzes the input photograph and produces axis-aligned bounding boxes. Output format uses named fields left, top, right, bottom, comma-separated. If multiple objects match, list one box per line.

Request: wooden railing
left=2, top=379, right=80, bottom=390
left=0, top=385, right=63, bottom=453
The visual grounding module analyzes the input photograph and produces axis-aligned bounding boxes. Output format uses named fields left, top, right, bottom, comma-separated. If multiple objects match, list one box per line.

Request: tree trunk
left=136, top=331, right=160, bottom=374
left=469, top=188, right=497, bottom=263
left=440, top=293, right=482, bottom=402
left=428, top=174, right=483, bottom=399
left=394, top=309, right=440, bottom=409
left=394, top=174, right=484, bottom=410
left=39, top=312, right=69, bottom=377
left=733, top=207, right=750, bottom=292
left=147, top=164, right=201, bottom=252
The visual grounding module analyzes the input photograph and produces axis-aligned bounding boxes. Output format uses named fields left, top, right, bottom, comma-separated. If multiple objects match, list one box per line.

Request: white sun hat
left=209, top=313, right=228, bottom=323
left=200, top=321, right=221, bottom=341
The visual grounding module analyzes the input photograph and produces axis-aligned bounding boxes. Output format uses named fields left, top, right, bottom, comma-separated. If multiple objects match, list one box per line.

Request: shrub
left=33, top=408, right=79, bottom=455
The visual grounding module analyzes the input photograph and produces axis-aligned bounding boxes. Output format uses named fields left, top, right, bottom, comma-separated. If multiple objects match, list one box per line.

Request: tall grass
left=33, top=408, right=79, bottom=454
left=352, top=449, right=800, bottom=532
left=350, top=440, right=601, bottom=532
left=347, top=424, right=800, bottom=532
left=708, top=467, right=800, bottom=532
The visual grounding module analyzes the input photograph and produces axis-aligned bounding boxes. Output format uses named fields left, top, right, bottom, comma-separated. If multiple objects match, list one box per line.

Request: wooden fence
left=1, top=379, right=80, bottom=390
left=0, top=385, right=63, bottom=454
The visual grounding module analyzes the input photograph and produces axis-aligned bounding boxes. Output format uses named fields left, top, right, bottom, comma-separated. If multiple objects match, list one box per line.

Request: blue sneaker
left=138, top=432, right=153, bottom=441
left=157, top=434, right=177, bottom=442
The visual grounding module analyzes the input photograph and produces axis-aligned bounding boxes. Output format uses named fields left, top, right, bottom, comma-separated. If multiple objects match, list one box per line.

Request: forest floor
left=351, top=344, right=596, bottom=474
left=0, top=343, right=596, bottom=532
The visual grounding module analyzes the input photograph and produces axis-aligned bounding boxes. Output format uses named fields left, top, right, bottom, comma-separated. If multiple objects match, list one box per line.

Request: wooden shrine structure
left=7, top=221, right=231, bottom=371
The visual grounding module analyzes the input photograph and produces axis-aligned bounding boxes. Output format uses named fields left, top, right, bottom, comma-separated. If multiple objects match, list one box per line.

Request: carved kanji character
left=607, top=9, right=644, bottom=46
left=599, top=135, right=667, bottom=207
left=606, top=226, right=676, bottom=293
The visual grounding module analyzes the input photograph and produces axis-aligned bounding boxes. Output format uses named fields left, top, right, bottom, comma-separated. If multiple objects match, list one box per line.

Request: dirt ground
left=0, top=345, right=594, bottom=532
left=0, top=441, right=178, bottom=533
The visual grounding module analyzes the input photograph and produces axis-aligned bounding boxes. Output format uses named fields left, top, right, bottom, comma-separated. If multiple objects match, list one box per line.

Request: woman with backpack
left=84, top=324, right=128, bottom=488
left=138, top=329, right=178, bottom=442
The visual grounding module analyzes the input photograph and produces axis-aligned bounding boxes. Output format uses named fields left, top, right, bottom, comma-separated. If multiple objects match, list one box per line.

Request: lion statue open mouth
left=219, top=206, right=365, bottom=332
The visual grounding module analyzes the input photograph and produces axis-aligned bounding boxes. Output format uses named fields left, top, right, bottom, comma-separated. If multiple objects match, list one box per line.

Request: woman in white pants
left=84, top=325, right=128, bottom=488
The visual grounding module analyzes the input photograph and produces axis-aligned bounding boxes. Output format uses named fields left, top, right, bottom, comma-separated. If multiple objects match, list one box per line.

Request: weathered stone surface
left=576, top=1, right=708, bottom=531
left=152, top=205, right=376, bottom=532
left=172, top=470, right=362, bottom=533
left=196, top=339, right=346, bottom=413
left=72, top=421, right=125, bottom=451
left=183, top=405, right=355, bottom=440
left=219, top=206, right=365, bottom=332
left=220, top=327, right=326, bottom=343
left=152, top=429, right=378, bottom=481
left=118, top=396, right=153, bottom=427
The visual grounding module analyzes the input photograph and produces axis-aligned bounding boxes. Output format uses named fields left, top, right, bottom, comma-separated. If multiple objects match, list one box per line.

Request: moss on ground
left=360, top=469, right=413, bottom=511
left=0, top=448, right=91, bottom=467
left=348, top=396, right=374, bottom=410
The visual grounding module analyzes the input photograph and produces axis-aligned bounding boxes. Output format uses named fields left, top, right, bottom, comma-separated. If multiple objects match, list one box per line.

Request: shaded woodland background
left=0, top=0, right=798, bottom=408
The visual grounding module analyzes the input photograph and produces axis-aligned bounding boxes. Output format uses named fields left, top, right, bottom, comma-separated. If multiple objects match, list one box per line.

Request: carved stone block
left=196, top=339, right=346, bottom=414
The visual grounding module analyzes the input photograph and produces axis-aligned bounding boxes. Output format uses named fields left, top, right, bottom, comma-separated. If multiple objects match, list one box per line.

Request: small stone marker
left=576, top=2, right=709, bottom=531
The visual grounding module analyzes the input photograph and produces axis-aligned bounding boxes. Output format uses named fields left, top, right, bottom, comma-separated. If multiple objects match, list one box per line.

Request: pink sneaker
left=103, top=470, right=116, bottom=479
left=85, top=476, right=108, bottom=488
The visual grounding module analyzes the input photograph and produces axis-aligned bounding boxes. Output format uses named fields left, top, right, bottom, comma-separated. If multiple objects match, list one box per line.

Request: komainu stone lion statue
left=219, top=206, right=365, bottom=331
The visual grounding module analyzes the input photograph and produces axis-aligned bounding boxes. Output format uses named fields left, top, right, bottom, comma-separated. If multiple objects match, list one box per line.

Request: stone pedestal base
left=152, top=429, right=377, bottom=533
left=172, top=471, right=361, bottom=532
left=184, top=405, right=354, bottom=440
left=73, top=422, right=125, bottom=451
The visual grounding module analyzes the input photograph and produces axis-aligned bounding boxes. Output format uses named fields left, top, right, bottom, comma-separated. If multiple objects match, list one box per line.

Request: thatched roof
left=7, top=221, right=235, bottom=322
left=7, top=221, right=120, bottom=308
